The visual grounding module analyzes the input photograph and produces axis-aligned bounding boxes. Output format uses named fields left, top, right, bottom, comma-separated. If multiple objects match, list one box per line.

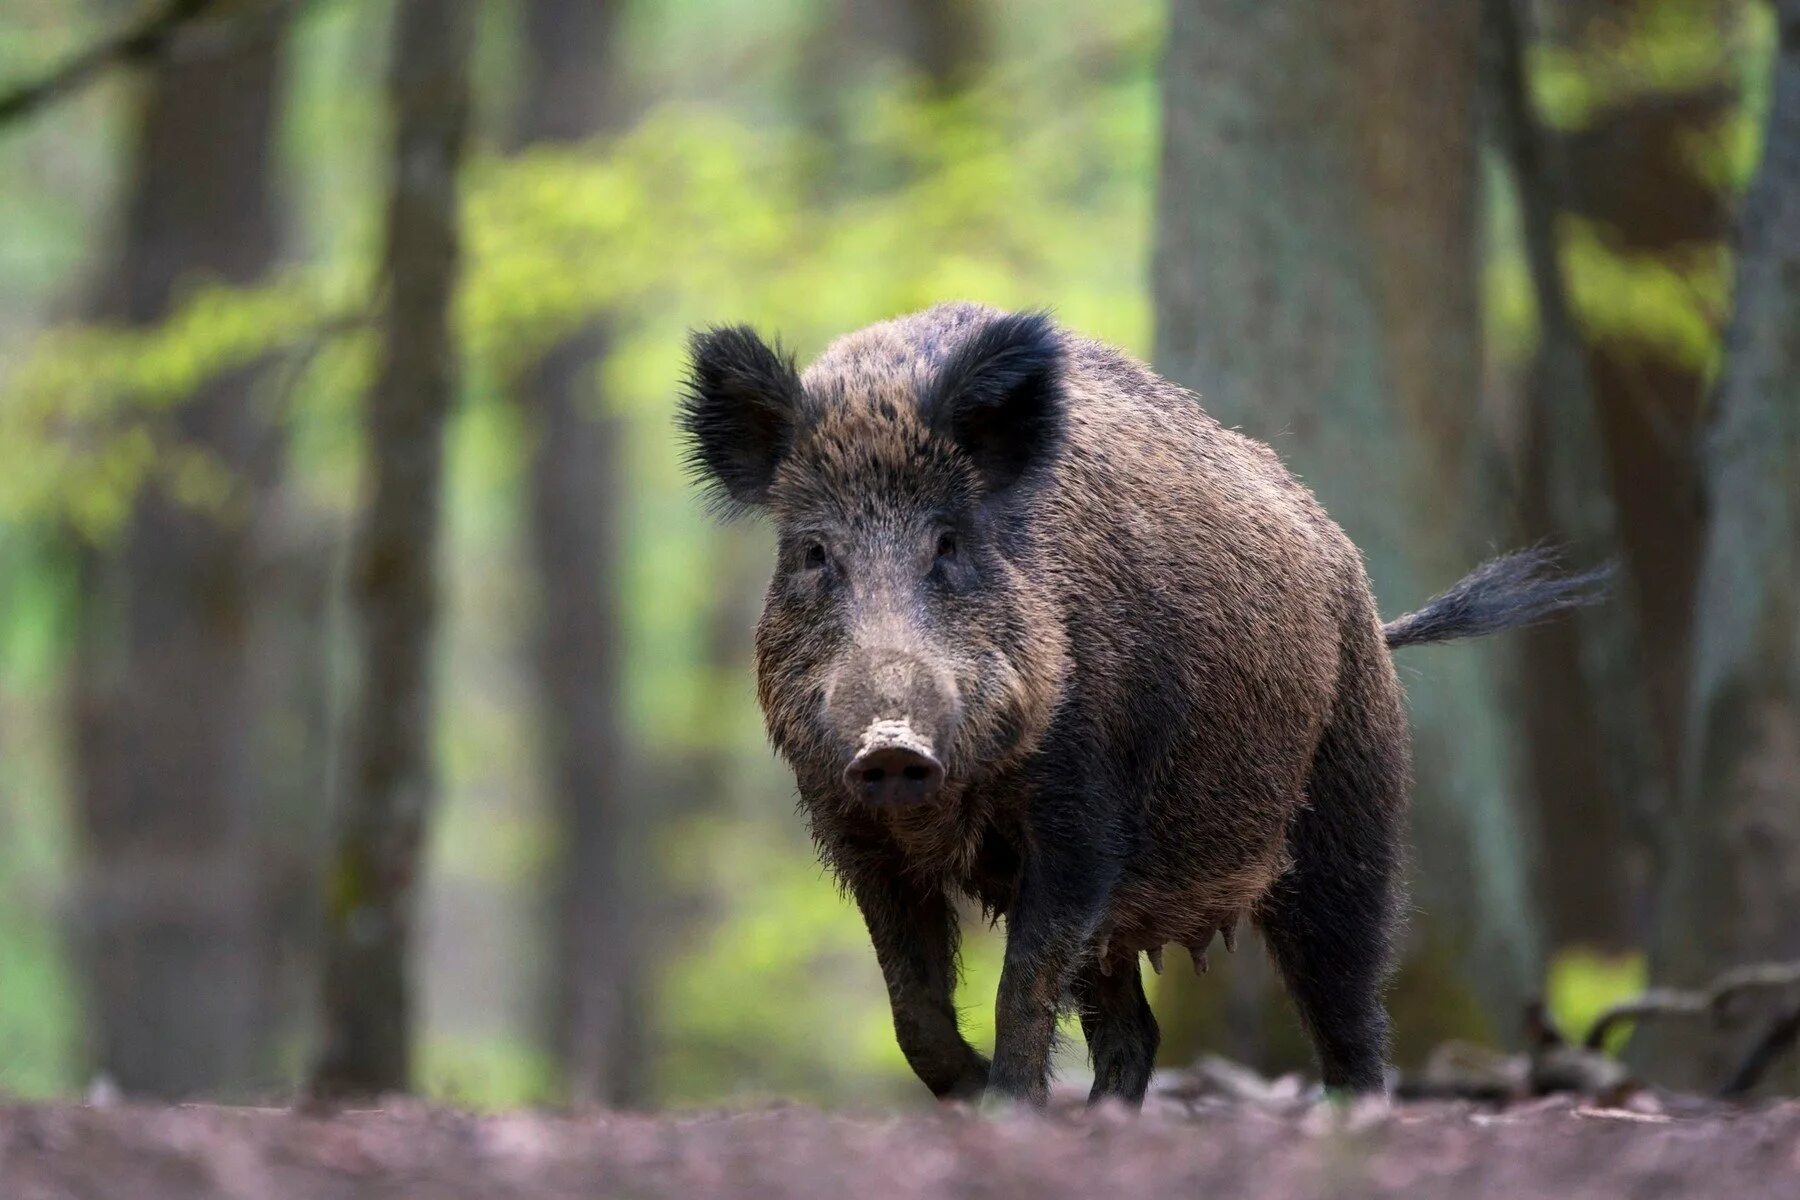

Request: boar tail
left=1382, top=547, right=1612, bottom=650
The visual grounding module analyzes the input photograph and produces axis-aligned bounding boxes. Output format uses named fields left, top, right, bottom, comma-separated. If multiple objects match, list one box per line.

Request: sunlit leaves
left=1, top=66, right=1153, bottom=546
left=1560, top=215, right=1731, bottom=374
left=0, top=272, right=360, bottom=538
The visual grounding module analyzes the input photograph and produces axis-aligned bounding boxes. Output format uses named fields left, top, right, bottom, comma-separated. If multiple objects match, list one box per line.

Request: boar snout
left=825, top=648, right=960, bottom=806
left=845, top=729, right=944, bottom=806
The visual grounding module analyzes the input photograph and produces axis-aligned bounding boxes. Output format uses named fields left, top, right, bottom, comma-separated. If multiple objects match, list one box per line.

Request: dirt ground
left=3, top=1089, right=1798, bottom=1200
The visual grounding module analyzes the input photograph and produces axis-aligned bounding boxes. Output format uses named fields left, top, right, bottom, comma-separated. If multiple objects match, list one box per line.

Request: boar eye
left=802, top=541, right=828, bottom=570
left=935, top=531, right=959, bottom=561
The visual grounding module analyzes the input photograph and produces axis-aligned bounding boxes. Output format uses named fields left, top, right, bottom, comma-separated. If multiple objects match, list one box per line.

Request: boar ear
left=679, top=325, right=806, bottom=514
left=923, top=311, right=1064, bottom=495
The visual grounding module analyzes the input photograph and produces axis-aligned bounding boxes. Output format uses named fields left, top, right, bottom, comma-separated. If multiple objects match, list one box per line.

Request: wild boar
left=679, top=302, right=1604, bottom=1108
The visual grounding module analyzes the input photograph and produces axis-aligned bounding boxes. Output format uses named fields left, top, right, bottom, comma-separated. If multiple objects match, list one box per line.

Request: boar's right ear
left=922, top=311, right=1064, bottom=496
left=679, top=325, right=806, bottom=515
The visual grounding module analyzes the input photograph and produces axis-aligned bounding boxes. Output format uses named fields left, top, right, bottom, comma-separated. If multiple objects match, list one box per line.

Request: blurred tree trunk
left=1529, top=2, right=1739, bottom=820
left=509, top=0, right=642, bottom=1107
left=1153, top=0, right=1541, bottom=1070
left=1482, top=0, right=1645, bottom=953
left=250, top=503, right=341, bottom=1082
left=795, top=0, right=985, bottom=192
left=806, top=0, right=984, bottom=97
left=1517, top=0, right=1745, bottom=957
left=1642, top=0, right=1800, bottom=1092
left=69, top=4, right=288, bottom=1099
left=874, top=0, right=985, bottom=95
left=311, top=0, right=472, bottom=1100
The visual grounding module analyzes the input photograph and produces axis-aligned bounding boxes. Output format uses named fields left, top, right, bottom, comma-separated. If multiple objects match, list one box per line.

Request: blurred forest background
left=0, top=0, right=1796, bottom=1110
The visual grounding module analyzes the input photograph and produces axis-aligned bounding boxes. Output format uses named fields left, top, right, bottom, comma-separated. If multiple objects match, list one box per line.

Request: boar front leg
left=988, top=812, right=1117, bottom=1108
left=851, top=873, right=989, bottom=1100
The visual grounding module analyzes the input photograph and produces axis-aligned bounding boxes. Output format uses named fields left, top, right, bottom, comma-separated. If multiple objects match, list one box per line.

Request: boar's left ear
left=679, top=325, right=807, bottom=515
left=922, top=310, right=1065, bottom=496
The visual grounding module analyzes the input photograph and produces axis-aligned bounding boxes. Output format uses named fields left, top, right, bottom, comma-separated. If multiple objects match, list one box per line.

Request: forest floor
left=3, top=1087, right=1798, bottom=1199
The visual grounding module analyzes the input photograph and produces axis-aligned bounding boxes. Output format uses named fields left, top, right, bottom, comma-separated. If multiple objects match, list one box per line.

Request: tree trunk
left=1642, top=0, right=1800, bottom=1092
left=311, top=0, right=472, bottom=1100
left=69, top=4, right=287, bottom=1099
left=505, top=0, right=645, bottom=1108
left=1482, top=0, right=1647, bottom=953
left=250, top=502, right=341, bottom=1085
left=825, top=0, right=984, bottom=93
left=524, top=332, right=644, bottom=1106
left=793, top=0, right=985, bottom=194
left=1526, top=1, right=1744, bottom=955
left=1153, top=0, right=1541, bottom=1068
left=874, top=0, right=985, bottom=94
left=1530, top=1, right=1739, bottom=820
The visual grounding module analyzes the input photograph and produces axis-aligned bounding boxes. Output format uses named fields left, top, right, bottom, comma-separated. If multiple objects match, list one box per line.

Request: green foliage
left=0, top=579, right=77, bottom=1098
left=1546, top=947, right=1647, bottom=1054
left=0, top=915, right=79, bottom=1099
left=1561, top=217, right=1730, bottom=374
left=1, top=43, right=1154, bottom=535
left=1531, top=0, right=1758, bottom=132
left=1515, top=0, right=1772, bottom=395
left=0, top=273, right=361, bottom=538
left=657, top=819, right=912, bottom=1105
left=417, top=1033, right=558, bottom=1111
left=655, top=811, right=1012, bottom=1107
left=0, top=529, right=74, bottom=689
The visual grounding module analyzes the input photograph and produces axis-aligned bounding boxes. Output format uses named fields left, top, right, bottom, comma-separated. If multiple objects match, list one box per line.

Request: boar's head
left=679, top=307, right=1069, bottom=810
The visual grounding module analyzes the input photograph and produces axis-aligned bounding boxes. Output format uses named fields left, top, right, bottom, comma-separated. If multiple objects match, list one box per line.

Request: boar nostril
left=845, top=745, right=943, bottom=806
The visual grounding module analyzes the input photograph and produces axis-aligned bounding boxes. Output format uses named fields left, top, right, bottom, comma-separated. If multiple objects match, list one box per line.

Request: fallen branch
left=1525, top=1003, right=1635, bottom=1097
left=1583, top=961, right=1800, bottom=1051
left=0, top=0, right=222, bottom=127
left=1721, top=1005, right=1800, bottom=1097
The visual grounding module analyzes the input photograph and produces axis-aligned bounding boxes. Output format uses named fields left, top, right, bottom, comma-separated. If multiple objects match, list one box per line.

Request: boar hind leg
left=1258, top=690, right=1406, bottom=1093
left=852, top=874, right=989, bottom=1100
left=1072, top=958, right=1159, bottom=1106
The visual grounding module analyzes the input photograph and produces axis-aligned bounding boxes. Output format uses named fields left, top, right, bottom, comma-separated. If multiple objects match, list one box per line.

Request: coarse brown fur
left=680, top=301, right=1599, bottom=1108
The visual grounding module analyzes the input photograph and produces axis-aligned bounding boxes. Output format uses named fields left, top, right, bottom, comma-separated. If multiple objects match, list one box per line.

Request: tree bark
left=1642, top=0, right=1800, bottom=1092
left=1153, top=0, right=1541, bottom=1066
left=70, top=4, right=288, bottom=1099
left=311, top=0, right=472, bottom=1100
